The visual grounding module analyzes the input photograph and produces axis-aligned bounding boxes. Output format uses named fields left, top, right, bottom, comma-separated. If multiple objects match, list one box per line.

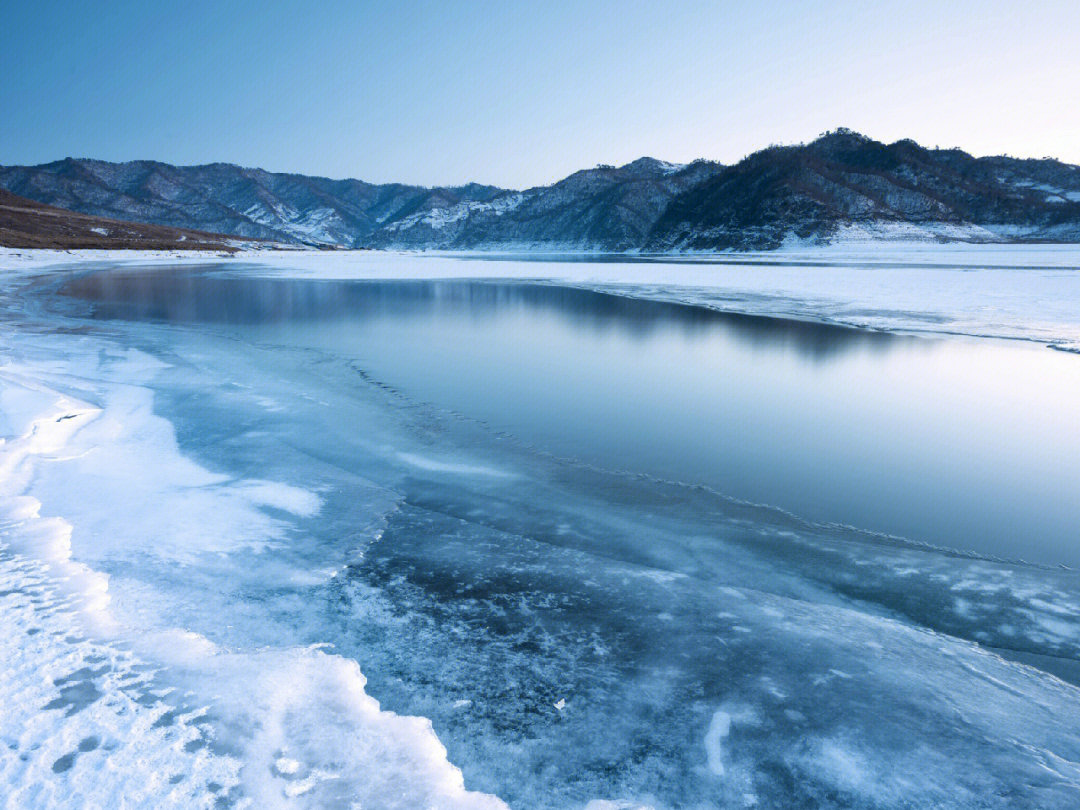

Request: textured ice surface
left=2, top=250, right=1080, bottom=808
left=0, top=277, right=506, bottom=808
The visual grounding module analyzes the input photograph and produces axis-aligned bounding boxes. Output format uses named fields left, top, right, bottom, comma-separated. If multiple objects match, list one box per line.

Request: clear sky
left=4, top=0, right=1079, bottom=188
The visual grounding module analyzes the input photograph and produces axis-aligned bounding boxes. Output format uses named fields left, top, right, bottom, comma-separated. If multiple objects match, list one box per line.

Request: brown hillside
left=0, top=188, right=253, bottom=250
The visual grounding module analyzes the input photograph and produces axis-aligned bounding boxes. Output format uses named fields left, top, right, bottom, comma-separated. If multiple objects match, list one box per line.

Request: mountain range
left=4, top=129, right=1080, bottom=251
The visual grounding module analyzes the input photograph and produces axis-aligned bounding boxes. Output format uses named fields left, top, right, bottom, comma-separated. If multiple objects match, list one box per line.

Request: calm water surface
left=61, top=268, right=1080, bottom=567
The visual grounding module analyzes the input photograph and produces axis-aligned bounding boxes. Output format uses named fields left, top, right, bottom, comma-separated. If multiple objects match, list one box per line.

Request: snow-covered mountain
left=4, top=130, right=1080, bottom=250
left=0, top=159, right=506, bottom=248
left=366, top=157, right=723, bottom=250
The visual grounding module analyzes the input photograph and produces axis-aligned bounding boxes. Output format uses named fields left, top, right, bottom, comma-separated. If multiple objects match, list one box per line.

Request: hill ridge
left=5, top=130, right=1080, bottom=250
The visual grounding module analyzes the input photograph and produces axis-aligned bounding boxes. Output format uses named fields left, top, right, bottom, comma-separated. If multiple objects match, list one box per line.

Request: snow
left=656, top=160, right=686, bottom=175
left=382, top=193, right=528, bottom=233
left=704, top=710, right=732, bottom=776
left=823, top=221, right=1016, bottom=242
left=0, top=284, right=508, bottom=810
left=1026, top=184, right=1080, bottom=203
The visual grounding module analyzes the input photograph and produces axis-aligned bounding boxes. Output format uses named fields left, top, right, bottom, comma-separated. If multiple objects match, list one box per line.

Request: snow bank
left=0, top=309, right=506, bottom=808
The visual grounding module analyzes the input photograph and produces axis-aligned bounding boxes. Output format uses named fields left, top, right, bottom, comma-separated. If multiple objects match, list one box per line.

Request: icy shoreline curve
left=4, top=243, right=1079, bottom=352
left=0, top=285, right=506, bottom=808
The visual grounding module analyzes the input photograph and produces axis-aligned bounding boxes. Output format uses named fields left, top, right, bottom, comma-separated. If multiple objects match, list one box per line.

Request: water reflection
left=61, top=270, right=896, bottom=362
left=57, top=266, right=1080, bottom=565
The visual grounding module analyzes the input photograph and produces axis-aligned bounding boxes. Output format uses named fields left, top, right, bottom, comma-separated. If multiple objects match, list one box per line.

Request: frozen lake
left=3, top=250, right=1080, bottom=809
left=62, top=269, right=1080, bottom=566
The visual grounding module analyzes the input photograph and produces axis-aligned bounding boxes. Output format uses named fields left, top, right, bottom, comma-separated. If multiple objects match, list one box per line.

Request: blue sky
left=3, top=1, right=1078, bottom=187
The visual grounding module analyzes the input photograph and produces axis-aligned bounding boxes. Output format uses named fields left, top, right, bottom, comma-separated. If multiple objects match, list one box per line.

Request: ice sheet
left=2, top=248, right=1080, bottom=808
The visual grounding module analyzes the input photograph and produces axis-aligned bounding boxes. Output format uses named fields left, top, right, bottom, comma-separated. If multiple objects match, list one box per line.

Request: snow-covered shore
left=0, top=265, right=507, bottom=809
